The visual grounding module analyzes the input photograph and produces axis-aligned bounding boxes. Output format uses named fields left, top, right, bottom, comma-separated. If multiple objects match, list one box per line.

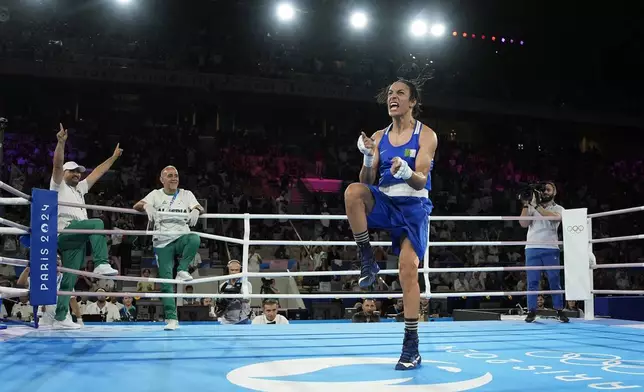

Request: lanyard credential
left=168, top=189, right=179, bottom=209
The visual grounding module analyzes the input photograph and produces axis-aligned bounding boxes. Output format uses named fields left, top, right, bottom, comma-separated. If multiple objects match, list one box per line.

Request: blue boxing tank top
left=377, top=119, right=433, bottom=198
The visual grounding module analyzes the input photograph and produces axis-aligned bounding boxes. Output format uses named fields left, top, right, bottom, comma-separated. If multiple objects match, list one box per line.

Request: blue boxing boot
left=396, top=319, right=422, bottom=370
left=357, top=244, right=380, bottom=289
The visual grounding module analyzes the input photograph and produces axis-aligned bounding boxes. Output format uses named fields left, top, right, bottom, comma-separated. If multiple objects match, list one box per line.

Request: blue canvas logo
left=226, top=357, right=493, bottom=391
left=29, top=189, right=58, bottom=306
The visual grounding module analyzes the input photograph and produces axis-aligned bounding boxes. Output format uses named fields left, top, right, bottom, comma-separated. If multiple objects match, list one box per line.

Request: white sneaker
left=164, top=319, right=179, bottom=330
left=76, top=318, right=84, bottom=327
left=39, top=315, right=55, bottom=327
left=53, top=317, right=82, bottom=330
left=93, top=264, right=118, bottom=276
left=176, top=271, right=193, bottom=282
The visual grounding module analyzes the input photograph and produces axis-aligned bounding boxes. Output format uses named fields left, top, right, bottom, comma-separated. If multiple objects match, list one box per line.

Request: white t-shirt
left=525, top=203, right=564, bottom=249
left=252, top=314, right=289, bottom=325
left=50, top=178, right=89, bottom=229
left=142, top=189, right=201, bottom=248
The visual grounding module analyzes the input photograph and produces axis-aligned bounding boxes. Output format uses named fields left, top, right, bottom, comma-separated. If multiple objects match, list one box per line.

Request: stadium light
left=276, top=2, right=295, bottom=22
left=115, top=0, right=131, bottom=5
left=430, top=23, right=445, bottom=37
left=409, top=19, right=428, bottom=37
left=350, top=11, right=368, bottom=30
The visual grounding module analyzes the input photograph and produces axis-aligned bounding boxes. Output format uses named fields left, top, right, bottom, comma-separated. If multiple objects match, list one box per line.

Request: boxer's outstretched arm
left=359, top=130, right=383, bottom=185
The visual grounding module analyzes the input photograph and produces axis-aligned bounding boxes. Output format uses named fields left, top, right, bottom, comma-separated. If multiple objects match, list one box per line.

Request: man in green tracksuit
left=50, top=123, right=121, bottom=329
left=133, top=165, right=203, bottom=331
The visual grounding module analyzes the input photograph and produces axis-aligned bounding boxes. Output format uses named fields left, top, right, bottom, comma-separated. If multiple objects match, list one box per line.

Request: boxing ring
left=1, top=181, right=644, bottom=391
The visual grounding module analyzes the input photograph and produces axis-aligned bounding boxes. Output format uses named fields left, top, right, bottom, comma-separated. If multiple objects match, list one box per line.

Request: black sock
left=353, top=230, right=370, bottom=247
left=405, top=318, right=418, bottom=334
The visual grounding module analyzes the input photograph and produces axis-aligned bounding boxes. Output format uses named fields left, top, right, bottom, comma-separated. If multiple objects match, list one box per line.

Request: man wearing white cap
left=50, top=124, right=121, bottom=329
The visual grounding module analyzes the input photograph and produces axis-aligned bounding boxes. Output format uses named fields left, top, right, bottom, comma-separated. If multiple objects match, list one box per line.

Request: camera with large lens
left=517, top=183, right=546, bottom=204
left=215, top=280, right=243, bottom=316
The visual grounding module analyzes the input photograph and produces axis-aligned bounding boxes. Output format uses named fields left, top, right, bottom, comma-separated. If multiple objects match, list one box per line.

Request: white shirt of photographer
left=525, top=203, right=565, bottom=250
left=85, top=301, right=120, bottom=322
left=142, top=189, right=201, bottom=248
left=252, top=314, right=290, bottom=325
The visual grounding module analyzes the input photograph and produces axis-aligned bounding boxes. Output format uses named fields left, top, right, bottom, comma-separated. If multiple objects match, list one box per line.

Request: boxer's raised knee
left=344, top=183, right=374, bottom=212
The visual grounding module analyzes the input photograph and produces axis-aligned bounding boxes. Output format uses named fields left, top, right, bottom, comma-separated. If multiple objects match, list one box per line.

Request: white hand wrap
left=392, top=157, right=413, bottom=180
left=357, top=135, right=374, bottom=167
left=143, top=203, right=157, bottom=222
left=188, top=208, right=201, bottom=227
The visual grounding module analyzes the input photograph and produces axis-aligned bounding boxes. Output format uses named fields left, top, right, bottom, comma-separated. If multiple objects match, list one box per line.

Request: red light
left=462, top=32, right=467, bottom=37
left=481, top=35, right=486, bottom=40
left=491, top=36, right=496, bottom=41
left=452, top=31, right=457, bottom=36
left=471, top=34, right=476, bottom=38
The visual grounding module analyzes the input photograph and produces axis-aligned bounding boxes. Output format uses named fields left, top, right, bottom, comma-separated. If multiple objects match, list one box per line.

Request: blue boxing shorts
left=366, top=185, right=433, bottom=260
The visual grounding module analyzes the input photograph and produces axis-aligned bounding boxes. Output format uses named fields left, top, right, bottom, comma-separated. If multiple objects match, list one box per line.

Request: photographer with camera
left=215, top=260, right=253, bottom=325
left=518, top=181, right=569, bottom=324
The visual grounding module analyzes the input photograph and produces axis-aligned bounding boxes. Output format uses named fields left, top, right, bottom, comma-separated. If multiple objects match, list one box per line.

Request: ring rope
left=58, top=289, right=567, bottom=300
left=587, top=205, right=644, bottom=218
left=0, top=227, right=29, bottom=235
left=0, top=217, right=30, bottom=231
left=0, top=181, right=31, bottom=200
left=0, top=257, right=29, bottom=267
left=593, top=290, right=644, bottom=295
left=592, top=262, right=644, bottom=269
left=247, top=239, right=564, bottom=247
left=201, top=213, right=563, bottom=221
left=589, top=234, right=644, bottom=244
left=59, top=228, right=246, bottom=245
left=0, top=197, right=31, bottom=206
left=0, top=286, right=29, bottom=298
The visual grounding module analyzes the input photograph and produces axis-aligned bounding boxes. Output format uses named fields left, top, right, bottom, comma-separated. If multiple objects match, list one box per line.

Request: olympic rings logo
left=525, top=351, right=644, bottom=375
left=566, top=225, right=585, bottom=234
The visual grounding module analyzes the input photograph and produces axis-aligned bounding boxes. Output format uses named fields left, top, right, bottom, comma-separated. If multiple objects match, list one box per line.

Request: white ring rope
left=202, top=213, right=562, bottom=221
left=588, top=205, right=644, bottom=219
left=592, top=262, right=644, bottom=269
left=59, top=228, right=246, bottom=246
left=0, top=286, right=30, bottom=298
left=0, top=257, right=29, bottom=267
left=590, top=234, right=644, bottom=244
left=0, top=197, right=31, bottom=206
left=59, top=289, right=565, bottom=300
left=593, top=290, right=644, bottom=295
left=247, top=239, right=564, bottom=247
left=0, top=227, right=29, bottom=235
left=0, top=181, right=31, bottom=200
left=0, top=255, right=566, bottom=284
left=0, top=217, right=30, bottom=231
